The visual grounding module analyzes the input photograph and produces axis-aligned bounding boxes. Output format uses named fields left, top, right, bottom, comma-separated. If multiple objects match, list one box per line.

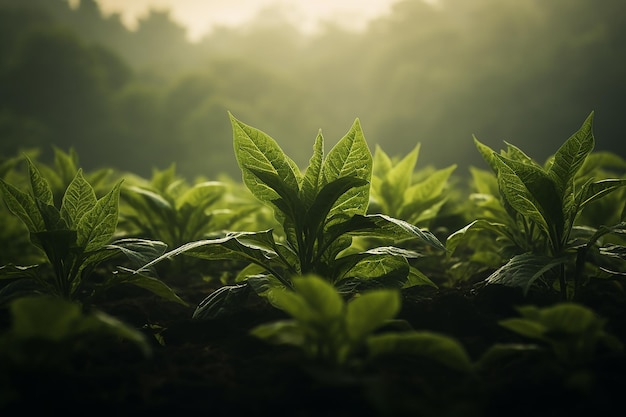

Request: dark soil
left=2, top=279, right=626, bottom=417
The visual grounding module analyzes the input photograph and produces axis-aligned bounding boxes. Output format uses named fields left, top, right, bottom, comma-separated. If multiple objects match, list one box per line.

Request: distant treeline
left=0, top=0, right=625, bottom=179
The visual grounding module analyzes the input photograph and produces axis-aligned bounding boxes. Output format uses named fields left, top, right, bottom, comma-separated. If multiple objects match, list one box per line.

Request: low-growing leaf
left=346, top=290, right=400, bottom=342
left=368, top=331, right=473, bottom=372
left=486, top=252, right=568, bottom=294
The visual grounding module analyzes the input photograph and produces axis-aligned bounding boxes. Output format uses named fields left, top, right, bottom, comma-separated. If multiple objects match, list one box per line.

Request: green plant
left=484, top=303, right=623, bottom=368
left=134, top=114, right=446, bottom=319
left=251, top=275, right=472, bottom=371
left=369, top=143, right=457, bottom=228
left=447, top=112, right=626, bottom=299
left=0, top=156, right=186, bottom=306
left=118, top=163, right=264, bottom=283
left=0, top=296, right=151, bottom=384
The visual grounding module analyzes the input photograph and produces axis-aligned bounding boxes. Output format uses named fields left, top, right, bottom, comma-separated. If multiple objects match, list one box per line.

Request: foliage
left=484, top=303, right=624, bottom=368
left=0, top=156, right=186, bottom=306
left=133, top=115, right=445, bottom=319
left=251, top=275, right=473, bottom=371
left=118, top=163, right=265, bottom=284
left=447, top=112, right=626, bottom=298
left=369, top=143, right=457, bottom=228
left=0, top=296, right=151, bottom=367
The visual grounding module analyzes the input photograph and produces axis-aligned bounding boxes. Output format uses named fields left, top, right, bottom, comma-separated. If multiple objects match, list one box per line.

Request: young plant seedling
left=118, top=164, right=262, bottom=284
left=369, top=143, right=457, bottom=227
left=251, top=275, right=473, bottom=371
left=133, top=114, right=446, bottom=319
left=480, top=303, right=623, bottom=368
left=447, top=112, right=626, bottom=299
left=0, top=156, right=186, bottom=306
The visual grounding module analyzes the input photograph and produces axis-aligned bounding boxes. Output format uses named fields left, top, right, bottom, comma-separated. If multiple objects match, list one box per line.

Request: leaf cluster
left=252, top=275, right=472, bottom=371
left=447, top=112, right=626, bottom=298
left=0, top=156, right=185, bottom=306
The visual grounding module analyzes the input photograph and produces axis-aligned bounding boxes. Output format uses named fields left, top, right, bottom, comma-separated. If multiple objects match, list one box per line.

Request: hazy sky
left=78, top=0, right=414, bottom=41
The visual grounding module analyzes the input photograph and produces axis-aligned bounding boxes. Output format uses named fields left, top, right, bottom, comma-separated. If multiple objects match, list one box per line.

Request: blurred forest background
left=0, top=0, right=624, bottom=180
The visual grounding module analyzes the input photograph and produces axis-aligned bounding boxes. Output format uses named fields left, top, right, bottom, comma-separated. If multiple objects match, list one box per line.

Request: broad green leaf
left=248, top=168, right=305, bottom=223
left=107, top=238, right=168, bottom=269
left=125, top=186, right=173, bottom=212
left=549, top=112, right=595, bottom=195
left=403, top=164, right=456, bottom=206
left=53, top=146, right=79, bottom=185
left=473, top=136, right=499, bottom=173
left=495, top=155, right=563, bottom=239
left=0, top=179, right=45, bottom=233
left=192, top=282, right=251, bottom=319
left=301, top=132, right=324, bottom=207
left=493, top=158, right=551, bottom=241
left=577, top=179, right=626, bottom=212
left=292, top=275, right=344, bottom=321
left=374, top=144, right=420, bottom=213
left=446, top=220, right=509, bottom=255
left=322, top=118, right=372, bottom=218
left=368, top=331, right=473, bottom=372
left=502, top=141, right=537, bottom=165
left=486, top=252, right=568, bottom=295
left=111, top=269, right=188, bottom=306
left=404, top=266, right=437, bottom=288
left=332, top=214, right=446, bottom=251
left=176, top=181, right=225, bottom=210
left=308, top=176, right=368, bottom=235
left=250, top=320, right=306, bottom=346
left=339, top=251, right=410, bottom=289
left=269, top=275, right=344, bottom=323
left=231, top=113, right=301, bottom=207
left=60, top=169, right=97, bottom=228
left=26, top=157, right=53, bottom=206
left=469, top=166, right=499, bottom=196
left=372, top=144, right=394, bottom=177
left=77, top=180, right=123, bottom=252
left=346, top=289, right=400, bottom=341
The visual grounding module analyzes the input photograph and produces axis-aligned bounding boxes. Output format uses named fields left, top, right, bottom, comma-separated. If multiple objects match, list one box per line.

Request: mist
left=1, top=0, right=624, bottom=180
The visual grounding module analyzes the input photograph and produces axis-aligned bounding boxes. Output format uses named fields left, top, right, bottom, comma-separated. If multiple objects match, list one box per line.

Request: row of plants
left=1, top=111, right=625, bottom=413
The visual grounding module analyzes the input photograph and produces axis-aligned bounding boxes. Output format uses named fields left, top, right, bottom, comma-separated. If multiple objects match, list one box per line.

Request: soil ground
left=2, top=277, right=625, bottom=417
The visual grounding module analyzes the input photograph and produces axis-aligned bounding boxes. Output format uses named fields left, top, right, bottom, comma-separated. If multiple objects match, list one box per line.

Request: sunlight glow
left=77, top=0, right=407, bottom=41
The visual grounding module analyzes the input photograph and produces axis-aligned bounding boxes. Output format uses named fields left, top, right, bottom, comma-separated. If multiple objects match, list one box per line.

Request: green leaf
left=403, top=164, right=456, bottom=208
left=548, top=112, right=595, bottom=195
left=112, top=269, right=188, bottom=306
left=270, top=275, right=344, bottom=323
left=368, top=331, right=473, bottom=372
left=175, top=181, right=225, bottom=210
left=308, top=176, right=368, bottom=234
left=193, top=282, right=251, bottom=319
left=346, top=289, right=400, bottom=342
left=26, top=157, right=54, bottom=206
left=373, top=144, right=420, bottom=213
left=250, top=320, right=306, bottom=347
left=0, top=179, right=45, bottom=233
left=231, top=113, right=301, bottom=208
left=446, top=220, right=509, bottom=255
left=300, top=131, right=324, bottom=207
left=322, top=118, right=372, bottom=218
left=492, top=158, right=551, bottom=241
left=77, top=180, right=123, bottom=252
left=577, top=179, right=626, bottom=212
left=332, top=214, right=445, bottom=251
left=60, top=169, right=97, bottom=229
left=486, top=252, right=568, bottom=295
left=473, top=136, right=499, bottom=173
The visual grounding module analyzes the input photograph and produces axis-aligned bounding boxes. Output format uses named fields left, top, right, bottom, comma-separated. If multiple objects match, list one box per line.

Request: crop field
left=1, top=112, right=625, bottom=416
